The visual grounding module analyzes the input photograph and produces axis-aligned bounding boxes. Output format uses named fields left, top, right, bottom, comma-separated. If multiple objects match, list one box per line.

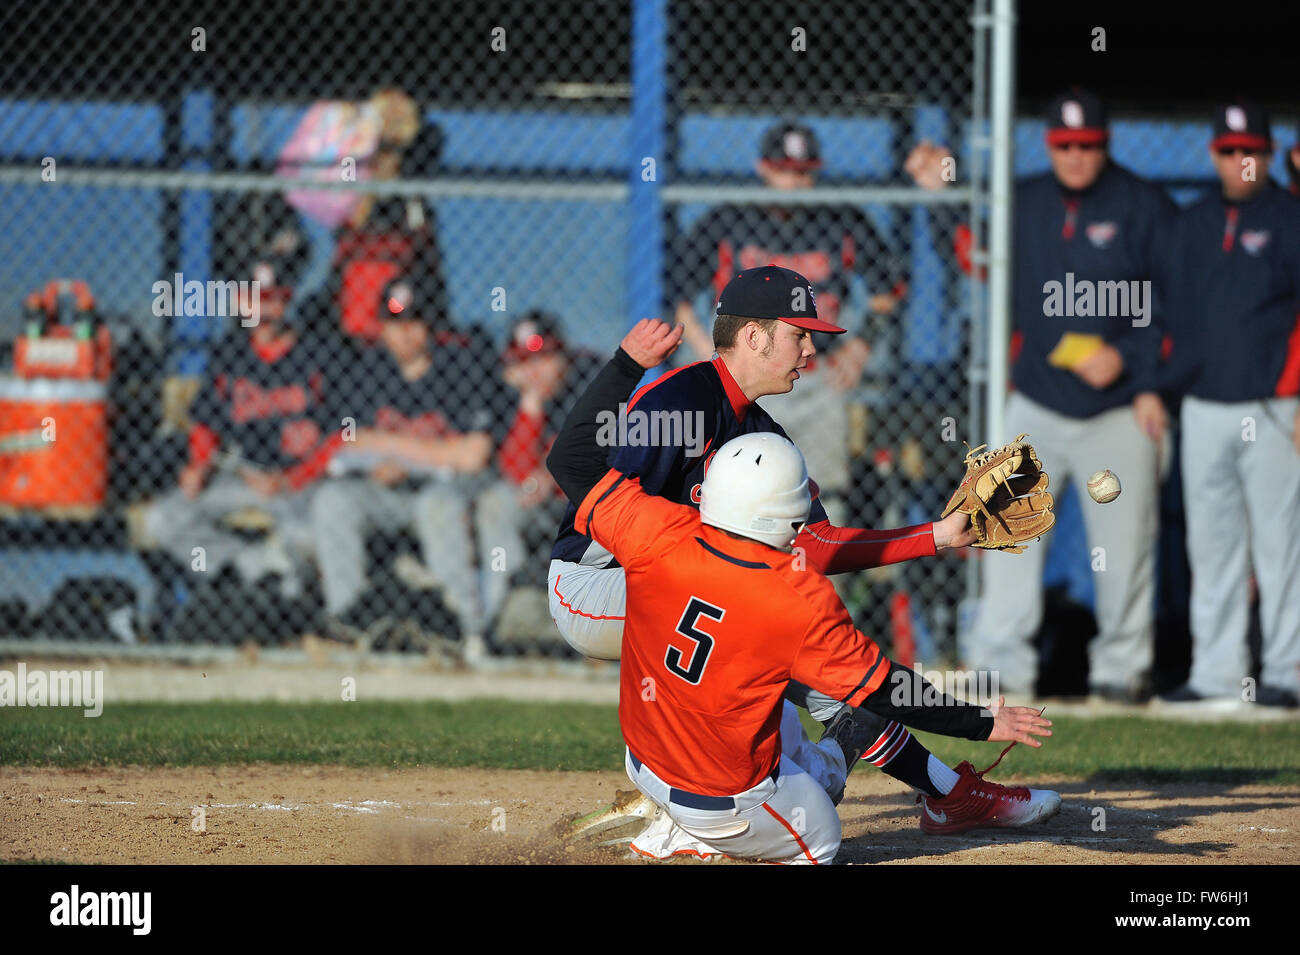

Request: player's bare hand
left=179, top=463, right=209, bottom=499
left=370, top=460, right=408, bottom=486
left=827, top=336, right=871, bottom=392
left=985, top=696, right=1052, bottom=748
left=1133, top=391, right=1166, bottom=442
left=241, top=468, right=288, bottom=497
left=1072, top=343, right=1124, bottom=389
left=868, top=291, right=900, bottom=315
left=905, top=141, right=954, bottom=192
left=621, top=318, right=685, bottom=369
left=674, top=301, right=717, bottom=360
left=932, top=507, right=977, bottom=551
left=517, top=468, right=556, bottom=508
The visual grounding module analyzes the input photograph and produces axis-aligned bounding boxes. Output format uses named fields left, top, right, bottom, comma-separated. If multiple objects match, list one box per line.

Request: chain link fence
left=0, top=0, right=989, bottom=662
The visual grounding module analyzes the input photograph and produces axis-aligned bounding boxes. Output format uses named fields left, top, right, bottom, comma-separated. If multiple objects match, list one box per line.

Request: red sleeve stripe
left=285, top=430, right=345, bottom=490
left=800, top=524, right=934, bottom=548
left=188, top=423, right=219, bottom=468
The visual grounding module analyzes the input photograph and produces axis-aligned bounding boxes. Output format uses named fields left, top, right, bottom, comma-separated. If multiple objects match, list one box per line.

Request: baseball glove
left=942, top=433, right=1055, bottom=554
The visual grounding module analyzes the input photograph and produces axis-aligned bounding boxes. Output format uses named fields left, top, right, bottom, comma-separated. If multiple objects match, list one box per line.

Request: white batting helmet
left=699, top=432, right=811, bottom=551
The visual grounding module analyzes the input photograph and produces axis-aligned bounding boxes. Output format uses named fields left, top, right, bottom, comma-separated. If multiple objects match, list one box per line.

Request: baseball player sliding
left=549, top=402, right=1055, bottom=864
left=548, top=266, right=1061, bottom=851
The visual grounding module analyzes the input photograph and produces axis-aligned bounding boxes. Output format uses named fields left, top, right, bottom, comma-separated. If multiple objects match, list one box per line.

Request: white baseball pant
left=625, top=703, right=848, bottom=864
left=547, top=559, right=627, bottom=661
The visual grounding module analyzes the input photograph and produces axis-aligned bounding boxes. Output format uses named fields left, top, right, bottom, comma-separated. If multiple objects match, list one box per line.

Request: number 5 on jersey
left=667, top=597, right=723, bottom=685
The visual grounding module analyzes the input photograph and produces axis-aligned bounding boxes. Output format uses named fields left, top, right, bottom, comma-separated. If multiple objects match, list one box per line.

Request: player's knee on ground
left=770, top=766, right=842, bottom=865
left=681, top=764, right=842, bottom=865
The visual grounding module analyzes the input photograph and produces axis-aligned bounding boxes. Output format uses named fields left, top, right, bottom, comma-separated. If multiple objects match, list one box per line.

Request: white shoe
left=461, top=633, right=488, bottom=667
left=629, top=810, right=723, bottom=861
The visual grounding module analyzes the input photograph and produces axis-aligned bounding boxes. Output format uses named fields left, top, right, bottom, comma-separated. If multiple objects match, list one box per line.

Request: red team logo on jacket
left=280, top=418, right=322, bottom=458
left=1085, top=221, right=1118, bottom=248
left=374, top=406, right=452, bottom=439
left=1240, top=230, right=1271, bottom=255
left=230, top=379, right=311, bottom=424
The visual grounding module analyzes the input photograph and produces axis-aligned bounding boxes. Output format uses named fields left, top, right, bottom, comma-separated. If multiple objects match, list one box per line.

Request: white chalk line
left=58, top=796, right=497, bottom=814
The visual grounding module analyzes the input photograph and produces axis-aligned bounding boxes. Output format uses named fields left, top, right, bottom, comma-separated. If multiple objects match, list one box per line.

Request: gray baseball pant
left=1180, top=396, right=1300, bottom=697
left=144, top=474, right=315, bottom=586
left=311, top=477, right=483, bottom=635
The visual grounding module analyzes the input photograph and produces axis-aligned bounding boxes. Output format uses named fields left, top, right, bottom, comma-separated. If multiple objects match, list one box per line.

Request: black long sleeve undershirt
left=858, top=660, right=995, bottom=740
left=547, top=346, right=645, bottom=506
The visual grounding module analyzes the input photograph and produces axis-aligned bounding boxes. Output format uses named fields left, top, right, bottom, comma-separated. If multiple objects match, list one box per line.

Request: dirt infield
left=3, top=765, right=1297, bottom=864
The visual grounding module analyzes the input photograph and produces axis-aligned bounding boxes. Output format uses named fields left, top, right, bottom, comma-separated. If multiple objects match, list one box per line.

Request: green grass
left=2, top=702, right=1299, bottom=783
left=0, top=701, right=624, bottom=771
left=912, top=717, right=1300, bottom=785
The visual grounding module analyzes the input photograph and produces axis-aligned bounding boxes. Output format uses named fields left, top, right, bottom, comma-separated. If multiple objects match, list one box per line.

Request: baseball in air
left=1087, top=469, right=1122, bottom=504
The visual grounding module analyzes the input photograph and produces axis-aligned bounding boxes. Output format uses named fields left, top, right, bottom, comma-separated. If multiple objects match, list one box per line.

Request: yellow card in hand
left=1047, top=333, right=1104, bottom=369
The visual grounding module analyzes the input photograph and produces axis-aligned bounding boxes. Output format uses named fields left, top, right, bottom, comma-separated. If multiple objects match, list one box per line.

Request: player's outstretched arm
left=852, top=659, right=998, bottom=741
left=547, top=320, right=683, bottom=505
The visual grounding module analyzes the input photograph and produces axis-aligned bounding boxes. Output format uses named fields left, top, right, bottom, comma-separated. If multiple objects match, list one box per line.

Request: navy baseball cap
left=716, top=265, right=846, bottom=334
left=505, top=309, right=567, bottom=362
left=380, top=276, right=434, bottom=326
left=1045, top=89, right=1108, bottom=147
left=1212, top=102, right=1272, bottom=152
left=760, top=121, right=822, bottom=171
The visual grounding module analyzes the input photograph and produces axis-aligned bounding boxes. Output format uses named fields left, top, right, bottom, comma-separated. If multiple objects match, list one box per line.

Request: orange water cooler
left=0, top=377, right=109, bottom=512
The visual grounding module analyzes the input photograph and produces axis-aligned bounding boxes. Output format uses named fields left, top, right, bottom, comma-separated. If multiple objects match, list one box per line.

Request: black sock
left=857, top=721, right=943, bottom=798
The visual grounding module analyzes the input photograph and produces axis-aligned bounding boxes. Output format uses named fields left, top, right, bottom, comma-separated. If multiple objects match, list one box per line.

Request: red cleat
left=918, top=761, right=1061, bottom=835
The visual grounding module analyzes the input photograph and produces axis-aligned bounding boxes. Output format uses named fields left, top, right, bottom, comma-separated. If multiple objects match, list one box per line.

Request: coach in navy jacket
left=1157, top=103, right=1300, bottom=709
left=911, top=90, right=1175, bottom=701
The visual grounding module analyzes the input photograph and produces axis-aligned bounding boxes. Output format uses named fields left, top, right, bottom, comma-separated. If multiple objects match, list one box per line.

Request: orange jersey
left=575, top=468, right=890, bottom=796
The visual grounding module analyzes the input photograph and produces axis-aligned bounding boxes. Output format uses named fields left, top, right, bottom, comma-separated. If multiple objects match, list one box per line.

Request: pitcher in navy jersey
left=671, top=120, right=906, bottom=521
